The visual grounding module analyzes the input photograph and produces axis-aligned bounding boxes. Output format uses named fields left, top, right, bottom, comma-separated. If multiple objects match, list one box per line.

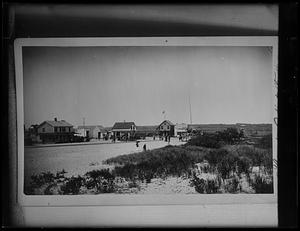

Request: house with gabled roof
left=37, top=118, right=74, bottom=143
left=77, top=125, right=107, bottom=139
left=111, top=121, right=136, bottom=140
left=157, top=120, right=175, bottom=137
left=136, top=125, right=158, bottom=137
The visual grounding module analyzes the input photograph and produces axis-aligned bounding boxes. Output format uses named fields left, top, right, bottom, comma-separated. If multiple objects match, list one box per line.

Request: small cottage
left=157, top=120, right=175, bottom=137
left=77, top=125, right=107, bottom=139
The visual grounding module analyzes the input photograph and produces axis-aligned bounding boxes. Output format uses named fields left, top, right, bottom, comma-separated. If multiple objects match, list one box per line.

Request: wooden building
left=112, top=122, right=136, bottom=140
left=77, top=125, right=107, bottom=139
left=37, top=118, right=74, bottom=143
left=174, top=123, right=188, bottom=137
left=135, top=125, right=158, bottom=138
left=157, top=120, right=175, bottom=137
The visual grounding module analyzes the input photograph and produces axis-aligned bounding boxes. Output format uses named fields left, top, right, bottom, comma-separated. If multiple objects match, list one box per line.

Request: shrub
left=236, top=156, right=252, bottom=177
left=188, top=133, right=221, bottom=148
left=217, top=127, right=243, bottom=145
left=254, top=134, right=272, bottom=149
left=106, top=145, right=208, bottom=180
left=187, top=127, right=243, bottom=148
left=113, top=164, right=138, bottom=180
left=191, top=176, right=219, bottom=194
left=204, top=149, right=229, bottom=167
left=30, top=171, right=55, bottom=188
left=84, top=169, right=115, bottom=193
left=192, top=177, right=206, bottom=193
left=224, top=177, right=240, bottom=193
left=86, top=169, right=114, bottom=181
left=250, top=175, right=273, bottom=193
left=206, top=179, right=219, bottom=193
left=216, top=154, right=239, bottom=179
left=224, top=145, right=273, bottom=173
left=55, top=169, right=67, bottom=179
left=61, top=176, right=83, bottom=194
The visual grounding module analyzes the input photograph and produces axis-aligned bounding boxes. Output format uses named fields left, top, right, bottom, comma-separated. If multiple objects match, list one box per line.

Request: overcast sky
left=23, top=46, right=273, bottom=128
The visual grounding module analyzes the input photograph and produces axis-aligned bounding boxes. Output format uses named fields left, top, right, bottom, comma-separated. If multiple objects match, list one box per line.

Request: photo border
left=14, top=36, right=278, bottom=207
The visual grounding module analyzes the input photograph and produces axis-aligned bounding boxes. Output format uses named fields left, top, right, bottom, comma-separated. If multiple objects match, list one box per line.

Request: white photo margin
left=14, top=37, right=278, bottom=209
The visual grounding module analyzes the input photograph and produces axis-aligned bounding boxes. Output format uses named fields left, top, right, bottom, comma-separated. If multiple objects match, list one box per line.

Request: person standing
left=143, top=144, right=147, bottom=151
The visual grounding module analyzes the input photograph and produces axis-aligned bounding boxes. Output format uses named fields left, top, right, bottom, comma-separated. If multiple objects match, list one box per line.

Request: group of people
left=136, top=140, right=147, bottom=151
left=158, top=135, right=171, bottom=143
left=165, top=135, right=171, bottom=144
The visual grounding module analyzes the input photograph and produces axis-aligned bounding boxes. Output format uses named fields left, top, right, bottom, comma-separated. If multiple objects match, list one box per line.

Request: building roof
left=41, top=120, right=73, bottom=127
left=136, top=125, right=157, bottom=132
left=164, top=120, right=174, bottom=126
left=112, top=122, right=136, bottom=130
left=175, top=123, right=188, bottom=128
left=77, top=125, right=105, bottom=131
left=157, top=120, right=174, bottom=129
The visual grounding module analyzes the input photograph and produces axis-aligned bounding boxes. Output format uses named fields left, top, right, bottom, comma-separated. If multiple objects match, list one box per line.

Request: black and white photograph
left=4, top=3, right=299, bottom=228
left=16, top=37, right=277, bottom=200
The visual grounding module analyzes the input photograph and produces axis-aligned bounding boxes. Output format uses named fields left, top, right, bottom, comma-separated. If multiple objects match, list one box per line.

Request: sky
left=23, top=46, right=273, bottom=128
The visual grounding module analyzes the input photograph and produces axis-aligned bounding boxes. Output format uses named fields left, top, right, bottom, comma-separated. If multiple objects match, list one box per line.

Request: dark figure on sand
left=143, top=144, right=147, bottom=151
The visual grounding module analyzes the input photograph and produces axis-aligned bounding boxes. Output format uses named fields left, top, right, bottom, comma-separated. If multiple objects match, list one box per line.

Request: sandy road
left=24, top=138, right=186, bottom=188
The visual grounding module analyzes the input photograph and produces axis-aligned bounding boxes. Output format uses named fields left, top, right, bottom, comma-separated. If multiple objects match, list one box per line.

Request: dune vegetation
left=26, top=128, right=274, bottom=195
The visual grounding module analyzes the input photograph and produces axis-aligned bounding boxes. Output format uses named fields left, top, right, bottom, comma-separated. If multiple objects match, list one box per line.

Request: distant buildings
left=174, top=123, right=188, bottom=137
left=187, top=123, right=272, bottom=137
left=235, top=123, right=272, bottom=137
left=112, top=122, right=136, bottom=140
left=24, top=124, right=41, bottom=145
left=157, top=120, right=175, bottom=137
left=76, top=125, right=108, bottom=139
left=26, top=115, right=272, bottom=145
left=135, top=125, right=158, bottom=138
left=37, top=118, right=74, bottom=143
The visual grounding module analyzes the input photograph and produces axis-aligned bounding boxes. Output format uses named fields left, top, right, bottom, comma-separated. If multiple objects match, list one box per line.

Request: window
left=42, top=128, right=45, bottom=132
left=167, top=126, right=170, bottom=129
left=54, top=127, right=58, bottom=132
left=62, top=127, right=66, bottom=132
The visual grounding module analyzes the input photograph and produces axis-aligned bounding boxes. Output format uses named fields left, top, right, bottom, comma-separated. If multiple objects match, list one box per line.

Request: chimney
left=54, top=117, right=57, bottom=121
